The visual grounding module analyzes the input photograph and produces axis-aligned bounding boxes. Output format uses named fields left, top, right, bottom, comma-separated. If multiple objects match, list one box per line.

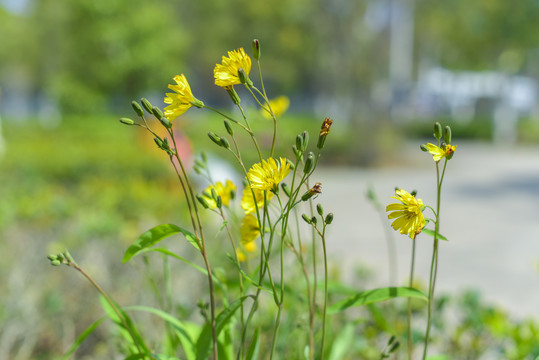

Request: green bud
left=57, top=253, right=65, bottom=261
left=301, top=214, right=312, bottom=224
left=433, top=122, right=442, bottom=140
left=252, top=39, right=260, bottom=60
left=303, top=152, right=314, bottom=173
left=387, top=336, right=396, bottom=346
left=224, top=119, right=233, bottom=135
left=196, top=194, right=210, bottom=209
left=216, top=196, right=223, bottom=209
left=444, top=125, right=452, bottom=144
left=47, top=254, right=58, bottom=261
left=287, top=159, right=295, bottom=170
left=302, top=131, right=309, bottom=151
left=420, top=144, right=428, bottom=152
left=325, top=213, right=334, bottom=224
left=292, top=145, right=302, bottom=161
left=210, top=188, right=218, bottom=201
left=388, top=341, right=400, bottom=353
left=131, top=101, right=144, bottom=117
left=226, top=87, right=241, bottom=105
left=51, top=260, right=61, bottom=266
left=220, top=137, right=230, bottom=149
left=119, top=117, right=135, bottom=125
left=316, top=203, right=324, bottom=216
left=410, top=190, right=417, bottom=197
left=194, top=159, right=206, bottom=169
left=281, top=183, right=291, bottom=197
left=152, top=106, right=164, bottom=119
left=311, top=216, right=317, bottom=225
left=230, top=188, right=236, bottom=200
left=201, top=152, right=208, bottom=163
left=141, top=98, right=153, bottom=114
left=238, top=68, right=253, bottom=87
left=159, top=116, right=172, bottom=129
left=63, top=249, right=74, bottom=263
left=208, top=132, right=222, bottom=146
left=154, top=137, right=164, bottom=148
left=296, top=134, right=303, bottom=151
left=193, top=165, right=203, bottom=175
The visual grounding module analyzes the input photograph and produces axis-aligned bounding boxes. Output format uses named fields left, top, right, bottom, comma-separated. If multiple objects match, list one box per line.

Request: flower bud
left=325, top=213, right=334, bottom=224
left=410, top=190, right=417, bottom=197
left=444, top=125, right=452, bottom=144
left=119, top=117, right=135, bottom=125
left=238, top=68, right=249, bottom=85
left=388, top=341, right=400, bottom=353
left=420, top=144, right=428, bottom=152
left=224, top=119, right=234, bottom=135
left=216, top=195, right=223, bottom=209
left=63, top=250, right=74, bottom=263
left=292, top=145, right=302, bottom=161
left=141, top=98, right=153, bottom=114
left=226, top=87, right=241, bottom=105
left=301, top=182, right=322, bottom=201
left=196, top=194, right=210, bottom=209
left=287, top=159, right=295, bottom=170
left=316, top=203, right=324, bottom=216
left=296, top=134, right=303, bottom=152
left=433, top=122, right=442, bottom=141
left=152, top=106, right=164, bottom=119
left=311, top=216, right=317, bottom=225
left=201, top=152, right=208, bottom=163
left=281, top=183, right=291, bottom=197
left=195, top=159, right=206, bottom=169
left=301, top=214, right=312, bottom=224
left=208, top=132, right=222, bottom=146
left=47, top=254, right=58, bottom=261
left=303, top=152, right=314, bottom=173
left=210, top=188, right=218, bottom=201
left=220, top=137, right=230, bottom=149
left=159, top=116, right=172, bottom=129
left=318, top=117, right=333, bottom=149
left=302, top=131, right=309, bottom=151
left=51, top=260, right=61, bottom=266
left=131, top=101, right=144, bottom=117
left=252, top=39, right=260, bottom=60
left=154, top=137, right=164, bottom=148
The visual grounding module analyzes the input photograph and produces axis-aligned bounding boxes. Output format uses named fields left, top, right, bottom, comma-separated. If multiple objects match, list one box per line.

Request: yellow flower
left=425, top=143, right=457, bottom=162
left=247, top=157, right=290, bottom=192
left=163, top=74, right=202, bottom=120
left=202, top=180, right=236, bottom=209
left=241, top=187, right=274, bottom=214
left=261, top=96, right=290, bottom=119
left=214, top=48, right=252, bottom=88
left=240, top=213, right=260, bottom=244
left=236, top=249, right=246, bottom=262
left=244, top=240, right=257, bottom=253
left=386, top=189, right=426, bottom=239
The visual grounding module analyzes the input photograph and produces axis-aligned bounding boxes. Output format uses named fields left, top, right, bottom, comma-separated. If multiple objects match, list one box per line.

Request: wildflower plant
left=47, top=40, right=451, bottom=360
left=386, top=122, right=456, bottom=360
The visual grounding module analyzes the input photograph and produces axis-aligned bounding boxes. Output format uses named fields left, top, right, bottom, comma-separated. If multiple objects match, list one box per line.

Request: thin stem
left=71, top=263, right=148, bottom=358
left=407, top=237, right=416, bottom=360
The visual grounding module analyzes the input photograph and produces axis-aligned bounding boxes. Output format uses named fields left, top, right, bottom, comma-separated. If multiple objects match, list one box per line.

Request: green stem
left=407, top=237, right=416, bottom=360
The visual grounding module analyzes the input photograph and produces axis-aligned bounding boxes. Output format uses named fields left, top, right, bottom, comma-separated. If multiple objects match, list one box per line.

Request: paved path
left=316, top=141, right=539, bottom=318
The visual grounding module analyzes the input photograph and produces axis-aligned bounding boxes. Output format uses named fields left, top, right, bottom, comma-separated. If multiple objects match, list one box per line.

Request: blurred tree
left=26, top=0, right=188, bottom=114
left=415, top=0, right=539, bottom=74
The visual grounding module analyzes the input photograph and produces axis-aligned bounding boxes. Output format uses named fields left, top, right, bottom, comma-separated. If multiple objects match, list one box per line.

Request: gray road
left=316, top=141, right=539, bottom=318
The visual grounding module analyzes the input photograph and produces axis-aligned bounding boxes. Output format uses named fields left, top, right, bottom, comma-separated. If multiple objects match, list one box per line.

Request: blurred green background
left=1, top=0, right=539, bottom=358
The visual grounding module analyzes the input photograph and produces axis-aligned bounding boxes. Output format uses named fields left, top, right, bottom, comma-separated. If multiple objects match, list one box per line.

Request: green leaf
left=422, top=228, right=448, bottom=241
left=195, top=296, right=250, bottom=360
left=125, top=305, right=198, bottom=360
left=328, top=287, right=428, bottom=314
left=123, top=224, right=199, bottom=263
left=245, top=327, right=260, bottom=360
left=61, top=317, right=106, bottom=359
left=328, top=323, right=355, bottom=360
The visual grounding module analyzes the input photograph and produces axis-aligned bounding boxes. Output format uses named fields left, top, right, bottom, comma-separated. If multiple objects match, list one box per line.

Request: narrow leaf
left=123, top=224, right=199, bottom=263
left=328, top=323, right=355, bottom=360
left=422, top=228, right=448, bottom=241
left=195, top=296, right=250, bottom=360
left=141, top=247, right=207, bottom=275
left=245, top=327, right=260, bottom=360
left=328, top=287, right=428, bottom=314
left=61, top=317, right=106, bottom=359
